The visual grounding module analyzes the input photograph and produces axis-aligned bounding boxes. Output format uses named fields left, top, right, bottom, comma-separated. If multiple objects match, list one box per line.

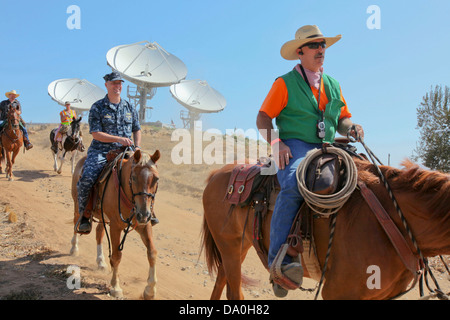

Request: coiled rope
left=296, top=145, right=358, bottom=216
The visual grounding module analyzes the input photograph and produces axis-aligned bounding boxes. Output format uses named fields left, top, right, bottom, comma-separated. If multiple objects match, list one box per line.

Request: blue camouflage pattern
left=77, top=94, right=140, bottom=215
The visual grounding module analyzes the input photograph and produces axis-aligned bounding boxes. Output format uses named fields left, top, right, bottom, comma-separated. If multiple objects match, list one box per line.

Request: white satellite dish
left=170, top=80, right=226, bottom=129
left=48, top=78, right=105, bottom=112
left=106, top=41, right=187, bottom=88
left=106, top=41, right=188, bottom=123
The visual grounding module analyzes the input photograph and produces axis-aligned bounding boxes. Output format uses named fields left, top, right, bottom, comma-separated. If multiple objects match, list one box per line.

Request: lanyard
left=299, top=65, right=324, bottom=122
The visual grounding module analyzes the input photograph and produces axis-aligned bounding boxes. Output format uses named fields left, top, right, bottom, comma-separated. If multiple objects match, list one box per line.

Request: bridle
left=129, top=161, right=158, bottom=221
left=3, top=108, right=22, bottom=143
left=101, top=147, right=158, bottom=255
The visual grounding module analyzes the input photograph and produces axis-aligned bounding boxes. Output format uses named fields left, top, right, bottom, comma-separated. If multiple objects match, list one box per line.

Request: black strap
left=299, top=65, right=324, bottom=121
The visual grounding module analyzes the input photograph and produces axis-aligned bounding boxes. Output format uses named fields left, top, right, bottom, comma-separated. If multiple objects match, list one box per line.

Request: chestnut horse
left=70, top=149, right=160, bottom=299
left=0, top=107, right=23, bottom=180
left=201, top=158, right=450, bottom=299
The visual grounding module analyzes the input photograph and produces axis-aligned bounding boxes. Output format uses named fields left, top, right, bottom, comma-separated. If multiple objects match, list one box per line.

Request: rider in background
left=52, top=101, right=77, bottom=153
left=0, top=90, right=33, bottom=150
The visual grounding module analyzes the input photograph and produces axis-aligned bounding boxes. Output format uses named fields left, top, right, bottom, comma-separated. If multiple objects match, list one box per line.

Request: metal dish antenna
left=106, top=41, right=187, bottom=123
left=170, top=80, right=226, bottom=129
left=47, top=78, right=105, bottom=114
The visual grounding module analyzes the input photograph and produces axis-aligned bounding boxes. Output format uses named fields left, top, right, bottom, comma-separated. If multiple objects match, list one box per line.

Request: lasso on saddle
left=224, top=141, right=359, bottom=283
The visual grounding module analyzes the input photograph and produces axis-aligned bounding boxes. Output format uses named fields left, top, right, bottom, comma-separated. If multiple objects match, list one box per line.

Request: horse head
left=130, top=149, right=160, bottom=225
left=7, top=107, right=20, bottom=129
left=69, top=116, right=82, bottom=144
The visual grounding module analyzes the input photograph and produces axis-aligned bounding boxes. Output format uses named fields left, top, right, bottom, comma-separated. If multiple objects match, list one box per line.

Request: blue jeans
left=268, top=139, right=321, bottom=268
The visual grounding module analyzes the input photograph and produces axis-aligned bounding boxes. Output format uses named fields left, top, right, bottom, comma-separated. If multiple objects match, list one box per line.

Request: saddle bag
left=305, top=153, right=342, bottom=195
left=225, top=160, right=273, bottom=206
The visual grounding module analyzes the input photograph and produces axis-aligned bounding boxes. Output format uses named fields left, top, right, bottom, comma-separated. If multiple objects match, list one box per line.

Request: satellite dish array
left=47, top=78, right=105, bottom=113
left=107, top=41, right=226, bottom=128
left=48, top=40, right=226, bottom=129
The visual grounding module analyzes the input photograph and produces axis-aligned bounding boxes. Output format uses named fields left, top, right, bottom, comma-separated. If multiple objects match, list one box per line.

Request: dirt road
left=0, top=125, right=448, bottom=301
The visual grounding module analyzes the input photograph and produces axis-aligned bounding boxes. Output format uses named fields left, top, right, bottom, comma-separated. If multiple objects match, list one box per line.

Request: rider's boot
left=77, top=215, right=92, bottom=234
left=24, top=137, right=33, bottom=150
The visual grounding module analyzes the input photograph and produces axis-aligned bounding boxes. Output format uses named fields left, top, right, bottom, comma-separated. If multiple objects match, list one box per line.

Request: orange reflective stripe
left=60, top=109, right=76, bottom=125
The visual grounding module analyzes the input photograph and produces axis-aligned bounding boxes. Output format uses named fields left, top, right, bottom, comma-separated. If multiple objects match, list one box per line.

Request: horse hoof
left=57, top=170, right=62, bottom=174
left=97, top=262, right=108, bottom=272
left=143, top=286, right=156, bottom=300
left=70, top=247, right=79, bottom=256
left=110, top=288, right=123, bottom=299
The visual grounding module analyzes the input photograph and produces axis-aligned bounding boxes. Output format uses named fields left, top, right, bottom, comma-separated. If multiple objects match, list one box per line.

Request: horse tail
left=200, top=214, right=222, bottom=276
left=200, top=168, right=226, bottom=275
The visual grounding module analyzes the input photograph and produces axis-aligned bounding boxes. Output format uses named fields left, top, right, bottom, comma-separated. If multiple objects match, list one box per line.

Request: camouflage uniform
left=76, top=94, right=141, bottom=216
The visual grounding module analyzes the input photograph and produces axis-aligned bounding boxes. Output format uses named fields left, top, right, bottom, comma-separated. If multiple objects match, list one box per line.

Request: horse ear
left=151, top=150, right=160, bottom=163
left=78, top=116, right=82, bottom=122
left=133, top=149, right=142, bottom=162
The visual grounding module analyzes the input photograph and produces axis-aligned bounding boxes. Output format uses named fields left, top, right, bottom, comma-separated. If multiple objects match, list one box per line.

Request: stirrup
left=75, top=215, right=92, bottom=234
left=269, top=244, right=303, bottom=291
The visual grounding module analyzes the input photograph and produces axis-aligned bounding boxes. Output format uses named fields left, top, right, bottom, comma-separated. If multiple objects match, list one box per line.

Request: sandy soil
left=0, top=124, right=448, bottom=301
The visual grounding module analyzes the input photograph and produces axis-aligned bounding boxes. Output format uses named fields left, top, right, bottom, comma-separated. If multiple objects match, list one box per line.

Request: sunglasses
left=300, top=41, right=327, bottom=50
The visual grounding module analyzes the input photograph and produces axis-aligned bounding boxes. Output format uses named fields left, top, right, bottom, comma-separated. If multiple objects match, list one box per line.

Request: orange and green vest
left=276, top=70, right=344, bottom=144
left=60, top=109, right=76, bottom=125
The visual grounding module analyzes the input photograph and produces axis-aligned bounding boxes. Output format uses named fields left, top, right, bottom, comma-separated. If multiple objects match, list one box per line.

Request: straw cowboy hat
left=5, top=90, right=19, bottom=98
left=280, top=25, right=342, bottom=60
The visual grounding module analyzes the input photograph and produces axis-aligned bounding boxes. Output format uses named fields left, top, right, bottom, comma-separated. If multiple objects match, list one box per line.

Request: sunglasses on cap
left=300, top=41, right=327, bottom=50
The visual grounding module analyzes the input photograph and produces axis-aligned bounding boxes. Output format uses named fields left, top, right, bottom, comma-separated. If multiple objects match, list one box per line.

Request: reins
left=101, top=146, right=157, bottom=257
left=347, top=126, right=449, bottom=300
left=301, top=128, right=449, bottom=300
left=3, top=112, right=22, bottom=143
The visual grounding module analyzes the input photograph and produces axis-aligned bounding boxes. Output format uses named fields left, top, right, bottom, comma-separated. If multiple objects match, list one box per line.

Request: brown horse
left=201, top=158, right=450, bottom=299
left=70, top=149, right=160, bottom=299
left=0, top=107, right=23, bottom=180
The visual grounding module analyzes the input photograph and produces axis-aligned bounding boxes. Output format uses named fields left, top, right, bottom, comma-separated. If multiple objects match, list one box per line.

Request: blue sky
left=1, top=0, right=449, bottom=167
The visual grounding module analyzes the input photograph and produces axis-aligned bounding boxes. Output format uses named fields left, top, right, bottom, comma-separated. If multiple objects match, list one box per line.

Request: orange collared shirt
left=260, top=77, right=352, bottom=119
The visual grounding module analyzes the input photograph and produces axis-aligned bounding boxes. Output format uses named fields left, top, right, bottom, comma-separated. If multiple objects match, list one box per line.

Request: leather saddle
left=84, top=148, right=131, bottom=219
left=223, top=144, right=352, bottom=278
left=225, top=159, right=275, bottom=207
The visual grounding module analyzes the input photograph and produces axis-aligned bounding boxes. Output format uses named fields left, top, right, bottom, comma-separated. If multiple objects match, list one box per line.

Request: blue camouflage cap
left=103, top=71, right=124, bottom=82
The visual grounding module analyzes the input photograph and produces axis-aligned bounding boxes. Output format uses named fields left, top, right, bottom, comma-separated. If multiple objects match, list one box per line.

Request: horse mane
left=135, top=151, right=157, bottom=168
left=355, top=158, right=450, bottom=218
left=392, top=160, right=449, bottom=216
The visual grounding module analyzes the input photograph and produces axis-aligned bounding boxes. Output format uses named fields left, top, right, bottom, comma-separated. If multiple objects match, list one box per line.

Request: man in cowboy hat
left=0, top=90, right=33, bottom=150
left=256, top=25, right=364, bottom=297
left=75, top=71, right=144, bottom=233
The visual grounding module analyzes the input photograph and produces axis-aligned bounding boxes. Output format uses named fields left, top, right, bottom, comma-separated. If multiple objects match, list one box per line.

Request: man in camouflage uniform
left=0, top=90, right=33, bottom=150
left=76, top=71, right=142, bottom=233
